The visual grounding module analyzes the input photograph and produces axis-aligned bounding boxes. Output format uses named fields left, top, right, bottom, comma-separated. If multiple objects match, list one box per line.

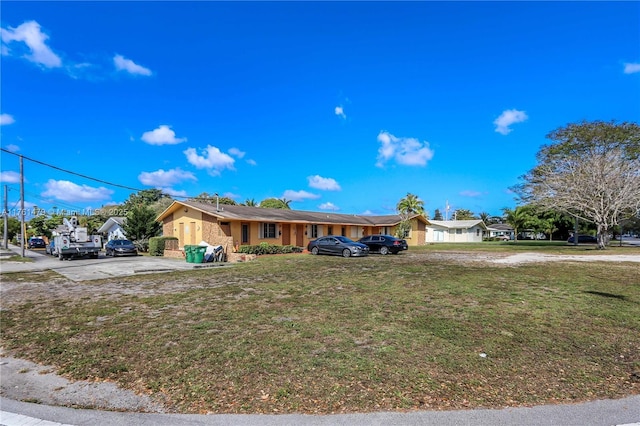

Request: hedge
left=237, top=242, right=303, bottom=255
left=149, top=236, right=179, bottom=256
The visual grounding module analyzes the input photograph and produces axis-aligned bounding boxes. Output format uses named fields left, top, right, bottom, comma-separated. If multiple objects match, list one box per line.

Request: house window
left=456, top=229, right=462, bottom=234
left=476, top=229, right=480, bottom=236
left=328, top=226, right=333, bottom=235
left=402, top=228, right=411, bottom=238
left=310, top=224, right=318, bottom=238
left=261, top=223, right=276, bottom=239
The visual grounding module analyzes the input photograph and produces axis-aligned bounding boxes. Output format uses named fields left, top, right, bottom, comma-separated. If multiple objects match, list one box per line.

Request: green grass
left=1, top=249, right=639, bottom=414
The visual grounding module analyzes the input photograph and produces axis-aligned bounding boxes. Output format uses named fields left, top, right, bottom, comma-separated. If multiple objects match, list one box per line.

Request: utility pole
left=20, top=155, right=25, bottom=257
left=3, top=185, right=8, bottom=249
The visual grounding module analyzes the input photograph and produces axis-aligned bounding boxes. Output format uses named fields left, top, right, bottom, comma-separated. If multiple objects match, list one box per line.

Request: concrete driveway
left=0, top=245, right=226, bottom=281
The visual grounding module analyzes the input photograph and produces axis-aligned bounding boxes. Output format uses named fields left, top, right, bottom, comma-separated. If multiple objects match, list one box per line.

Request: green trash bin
left=184, top=245, right=195, bottom=263
left=193, top=246, right=207, bottom=263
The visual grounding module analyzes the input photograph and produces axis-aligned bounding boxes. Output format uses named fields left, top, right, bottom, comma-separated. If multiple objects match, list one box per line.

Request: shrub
left=237, top=243, right=303, bottom=255
left=133, top=239, right=149, bottom=253
left=149, top=236, right=179, bottom=256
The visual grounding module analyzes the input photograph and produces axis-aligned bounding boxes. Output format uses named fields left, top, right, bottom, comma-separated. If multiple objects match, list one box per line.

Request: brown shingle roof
left=157, top=200, right=426, bottom=226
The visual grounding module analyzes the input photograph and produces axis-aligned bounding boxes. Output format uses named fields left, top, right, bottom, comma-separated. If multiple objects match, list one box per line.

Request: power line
left=1, top=148, right=193, bottom=199
left=1, top=148, right=148, bottom=192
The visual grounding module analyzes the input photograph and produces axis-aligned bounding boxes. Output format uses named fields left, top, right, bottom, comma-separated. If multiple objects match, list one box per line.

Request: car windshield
left=113, top=240, right=134, bottom=246
left=335, top=236, right=354, bottom=243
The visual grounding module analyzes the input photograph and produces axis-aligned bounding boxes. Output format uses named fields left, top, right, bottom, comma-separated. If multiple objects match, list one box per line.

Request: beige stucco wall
left=161, top=208, right=431, bottom=251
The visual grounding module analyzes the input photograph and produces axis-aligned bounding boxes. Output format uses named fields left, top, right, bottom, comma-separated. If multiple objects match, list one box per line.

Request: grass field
left=1, top=244, right=639, bottom=414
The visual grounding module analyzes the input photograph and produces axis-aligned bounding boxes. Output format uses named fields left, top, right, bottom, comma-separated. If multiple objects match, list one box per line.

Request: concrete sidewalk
left=1, top=395, right=639, bottom=426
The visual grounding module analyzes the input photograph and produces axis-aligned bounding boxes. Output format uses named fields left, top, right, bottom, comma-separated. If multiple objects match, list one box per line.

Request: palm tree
left=396, top=193, right=425, bottom=216
left=502, top=206, right=530, bottom=243
left=243, top=198, right=257, bottom=207
left=479, top=212, right=491, bottom=224
left=279, top=198, right=292, bottom=209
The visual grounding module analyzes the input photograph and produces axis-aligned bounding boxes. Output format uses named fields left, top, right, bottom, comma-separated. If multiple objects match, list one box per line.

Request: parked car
left=307, top=236, right=370, bottom=257
left=358, top=234, right=407, bottom=255
left=45, top=240, right=55, bottom=255
left=105, top=239, right=138, bottom=256
left=567, top=235, right=598, bottom=244
left=27, top=237, right=46, bottom=249
left=494, top=235, right=510, bottom=241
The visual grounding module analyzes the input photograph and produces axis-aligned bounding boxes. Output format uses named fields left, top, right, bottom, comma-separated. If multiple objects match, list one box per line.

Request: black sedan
left=105, top=239, right=138, bottom=256
left=358, top=234, right=407, bottom=255
left=307, top=236, right=370, bottom=257
left=567, top=235, right=598, bottom=244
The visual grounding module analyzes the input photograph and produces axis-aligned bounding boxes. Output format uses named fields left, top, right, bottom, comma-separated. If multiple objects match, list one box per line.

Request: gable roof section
left=156, top=200, right=427, bottom=227
left=427, top=219, right=488, bottom=230
left=97, top=216, right=126, bottom=233
left=487, top=223, right=514, bottom=231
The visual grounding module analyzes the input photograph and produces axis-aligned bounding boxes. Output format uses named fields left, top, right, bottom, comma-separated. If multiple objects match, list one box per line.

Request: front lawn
left=1, top=250, right=638, bottom=414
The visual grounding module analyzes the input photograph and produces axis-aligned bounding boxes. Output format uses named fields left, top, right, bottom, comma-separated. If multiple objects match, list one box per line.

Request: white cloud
left=335, top=106, right=346, bottom=119
left=184, top=145, right=235, bottom=175
left=41, top=179, right=113, bottom=202
left=0, top=113, right=15, bottom=125
left=376, top=131, right=435, bottom=168
left=361, top=210, right=374, bottom=216
left=138, top=168, right=196, bottom=187
left=4, top=144, right=20, bottom=152
left=494, top=109, right=528, bottom=135
left=141, top=125, right=186, bottom=145
left=460, top=190, right=482, bottom=197
left=228, top=147, right=245, bottom=158
left=1, top=21, right=62, bottom=68
left=623, top=62, right=640, bottom=74
left=114, top=54, right=152, bottom=76
left=308, top=175, right=341, bottom=191
left=246, top=159, right=257, bottom=166
left=318, top=202, right=339, bottom=211
left=282, top=189, right=320, bottom=202
left=0, top=171, right=21, bottom=183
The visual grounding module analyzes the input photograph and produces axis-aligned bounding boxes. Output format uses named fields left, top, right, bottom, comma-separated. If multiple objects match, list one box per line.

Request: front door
left=296, top=224, right=304, bottom=247
left=179, top=223, right=185, bottom=247
left=282, top=224, right=291, bottom=245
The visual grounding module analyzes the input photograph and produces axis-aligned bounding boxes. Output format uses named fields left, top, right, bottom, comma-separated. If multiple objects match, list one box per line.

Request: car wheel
left=342, top=249, right=351, bottom=258
left=311, top=247, right=319, bottom=255
left=380, top=246, right=389, bottom=255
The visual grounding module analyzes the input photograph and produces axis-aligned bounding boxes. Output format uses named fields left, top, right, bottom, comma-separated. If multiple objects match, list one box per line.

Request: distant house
left=97, top=217, right=127, bottom=241
left=425, top=220, right=487, bottom=243
left=485, top=223, right=515, bottom=240
left=155, top=200, right=429, bottom=254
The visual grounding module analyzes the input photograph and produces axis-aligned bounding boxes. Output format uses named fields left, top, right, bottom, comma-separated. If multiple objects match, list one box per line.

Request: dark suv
left=28, top=238, right=46, bottom=249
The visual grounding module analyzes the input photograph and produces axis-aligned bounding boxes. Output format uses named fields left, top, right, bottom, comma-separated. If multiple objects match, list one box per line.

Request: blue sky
left=1, top=1, right=639, bottom=220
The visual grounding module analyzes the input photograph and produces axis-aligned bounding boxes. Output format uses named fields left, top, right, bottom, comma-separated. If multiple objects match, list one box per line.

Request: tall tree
left=433, top=208, right=443, bottom=221
left=124, top=189, right=170, bottom=210
left=1, top=216, right=21, bottom=241
left=516, top=120, right=640, bottom=249
left=259, top=198, right=291, bottom=209
left=190, top=192, right=237, bottom=205
left=453, top=209, right=476, bottom=220
left=122, top=205, right=161, bottom=248
left=243, top=198, right=257, bottom=207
